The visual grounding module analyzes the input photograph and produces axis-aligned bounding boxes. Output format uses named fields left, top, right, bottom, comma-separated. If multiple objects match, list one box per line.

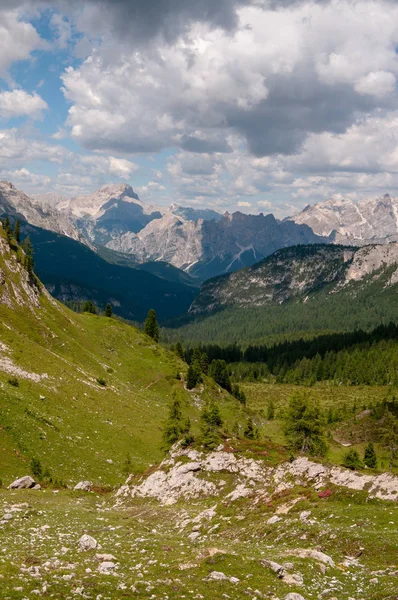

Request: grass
left=242, top=382, right=398, bottom=473
left=0, top=482, right=397, bottom=599
left=0, top=231, right=246, bottom=487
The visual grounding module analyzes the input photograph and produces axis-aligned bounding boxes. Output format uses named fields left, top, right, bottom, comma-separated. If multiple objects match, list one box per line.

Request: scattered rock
left=260, top=560, right=284, bottom=578
left=95, top=554, right=116, bottom=562
left=78, top=534, right=97, bottom=551
left=204, top=571, right=239, bottom=584
left=97, top=561, right=116, bottom=574
left=74, top=481, right=92, bottom=492
left=285, top=594, right=306, bottom=600
left=267, top=515, right=282, bottom=525
left=288, top=549, right=335, bottom=568
left=8, top=476, right=36, bottom=490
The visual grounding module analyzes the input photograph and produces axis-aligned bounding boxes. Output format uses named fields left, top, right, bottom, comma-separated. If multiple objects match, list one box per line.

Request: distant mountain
left=106, top=210, right=325, bottom=280
left=58, top=183, right=164, bottom=245
left=21, top=222, right=198, bottom=322
left=189, top=243, right=398, bottom=314
left=288, top=193, right=398, bottom=244
left=0, top=180, right=81, bottom=241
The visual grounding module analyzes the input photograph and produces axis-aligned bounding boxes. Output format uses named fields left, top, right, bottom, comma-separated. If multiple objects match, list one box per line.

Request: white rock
left=79, top=534, right=97, bottom=551
left=98, top=561, right=116, bottom=574
left=74, top=481, right=92, bottom=492
left=8, top=476, right=36, bottom=489
left=95, top=554, right=116, bottom=562
left=2, top=513, right=13, bottom=521
left=285, top=594, right=306, bottom=600
left=267, top=515, right=282, bottom=525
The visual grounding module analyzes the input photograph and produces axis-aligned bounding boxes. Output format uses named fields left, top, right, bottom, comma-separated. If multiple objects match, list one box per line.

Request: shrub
left=30, top=458, right=43, bottom=479
left=363, top=442, right=377, bottom=469
left=342, top=449, right=363, bottom=470
left=7, top=377, right=19, bottom=387
left=96, top=377, right=107, bottom=387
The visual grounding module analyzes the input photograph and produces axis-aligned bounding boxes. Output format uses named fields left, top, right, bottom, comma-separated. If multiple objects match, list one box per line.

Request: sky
left=2, top=0, right=398, bottom=217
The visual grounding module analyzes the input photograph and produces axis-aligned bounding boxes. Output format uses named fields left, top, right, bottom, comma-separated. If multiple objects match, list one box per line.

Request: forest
left=180, top=322, right=398, bottom=386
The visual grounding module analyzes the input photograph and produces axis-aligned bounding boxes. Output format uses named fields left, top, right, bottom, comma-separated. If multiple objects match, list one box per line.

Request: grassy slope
left=165, top=266, right=398, bottom=346
left=242, top=382, right=398, bottom=473
left=0, top=231, right=244, bottom=487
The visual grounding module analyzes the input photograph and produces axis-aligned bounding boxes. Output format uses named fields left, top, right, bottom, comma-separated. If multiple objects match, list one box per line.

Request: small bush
left=342, top=449, right=363, bottom=471
left=96, top=377, right=107, bottom=387
left=8, top=377, right=19, bottom=387
left=30, top=457, right=43, bottom=479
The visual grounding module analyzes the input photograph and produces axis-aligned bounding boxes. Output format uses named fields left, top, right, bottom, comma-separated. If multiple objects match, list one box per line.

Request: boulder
left=8, top=476, right=36, bottom=490
left=97, top=561, right=116, bottom=574
left=78, top=534, right=97, bottom=551
left=74, top=481, right=92, bottom=492
left=285, top=595, right=306, bottom=600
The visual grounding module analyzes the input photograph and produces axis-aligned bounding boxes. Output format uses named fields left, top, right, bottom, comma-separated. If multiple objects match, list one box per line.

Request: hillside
left=22, top=222, right=198, bottom=322
left=167, top=244, right=398, bottom=345
left=0, top=224, right=243, bottom=486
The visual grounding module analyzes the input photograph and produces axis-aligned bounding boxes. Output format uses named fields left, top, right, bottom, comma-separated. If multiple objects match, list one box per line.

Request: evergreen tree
left=380, top=410, right=398, bottom=472
left=200, top=352, right=209, bottom=374
left=244, top=417, right=258, bottom=440
left=209, top=359, right=232, bottom=392
left=363, top=442, right=377, bottom=469
left=342, top=449, right=363, bottom=470
left=144, top=308, right=159, bottom=342
left=83, top=300, right=96, bottom=314
left=186, top=362, right=202, bottom=390
left=3, top=216, right=12, bottom=244
left=200, top=401, right=223, bottom=449
left=162, top=396, right=183, bottom=449
left=105, top=303, right=113, bottom=317
left=22, top=236, right=34, bottom=275
left=175, top=342, right=184, bottom=360
left=14, top=219, right=20, bottom=244
left=284, top=393, right=328, bottom=457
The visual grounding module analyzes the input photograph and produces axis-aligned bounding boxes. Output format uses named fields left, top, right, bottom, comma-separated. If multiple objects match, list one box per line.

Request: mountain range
left=4, top=178, right=398, bottom=322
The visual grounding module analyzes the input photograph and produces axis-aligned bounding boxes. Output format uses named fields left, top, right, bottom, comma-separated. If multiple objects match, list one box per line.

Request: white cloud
left=0, top=9, right=45, bottom=76
left=237, top=201, right=252, bottom=207
left=0, top=90, right=48, bottom=119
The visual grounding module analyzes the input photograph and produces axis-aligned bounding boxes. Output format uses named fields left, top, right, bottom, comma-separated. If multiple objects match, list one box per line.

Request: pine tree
left=209, top=359, right=232, bottom=393
left=105, top=303, right=113, bottom=317
left=3, top=216, right=12, bottom=244
left=244, top=417, right=257, bottom=440
left=380, top=410, right=398, bottom=472
left=144, top=308, right=159, bottom=342
left=83, top=300, right=96, bottom=314
left=162, top=396, right=183, bottom=449
left=186, top=362, right=202, bottom=390
left=363, top=442, right=377, bottom=469
left=22, top=236, right=34, bottom=275
left=175, top=342, right=184, bottom=360
left=342, top=449, right=363, bottom=470
left=284, top=393, right=328, bottom=457
left=14, top=219, right=21, bottom=244
left=200, top=401, right=223, bottom=449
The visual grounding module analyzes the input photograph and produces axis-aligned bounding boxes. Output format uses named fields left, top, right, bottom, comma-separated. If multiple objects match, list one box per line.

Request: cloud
left=60, top=1, right=398, bottom=162
left=0, top=128, right=68, bottom=163
left=0, top=90, right=48, bottom=119
left=0, top=8, right=45, bottom=76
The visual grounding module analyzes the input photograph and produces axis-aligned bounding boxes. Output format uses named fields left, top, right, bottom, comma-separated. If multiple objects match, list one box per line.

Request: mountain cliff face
left=0, top=181, right=80, bottom=241
left=189, top=243, right=398, bottom=314
left=107, top=210, right=325, bottom=280
left=289, top=193, right=398, bottom=244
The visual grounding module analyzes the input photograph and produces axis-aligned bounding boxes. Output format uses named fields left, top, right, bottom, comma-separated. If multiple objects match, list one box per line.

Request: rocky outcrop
left=0, top=181, right=80, bottom=241
left=288, top=193, right=398, bottom=245
left=117, top=447, right=398, bottom=506
left=8, top=476, right=36, bottom=490
left=189, top=242, right=398, bottom=314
